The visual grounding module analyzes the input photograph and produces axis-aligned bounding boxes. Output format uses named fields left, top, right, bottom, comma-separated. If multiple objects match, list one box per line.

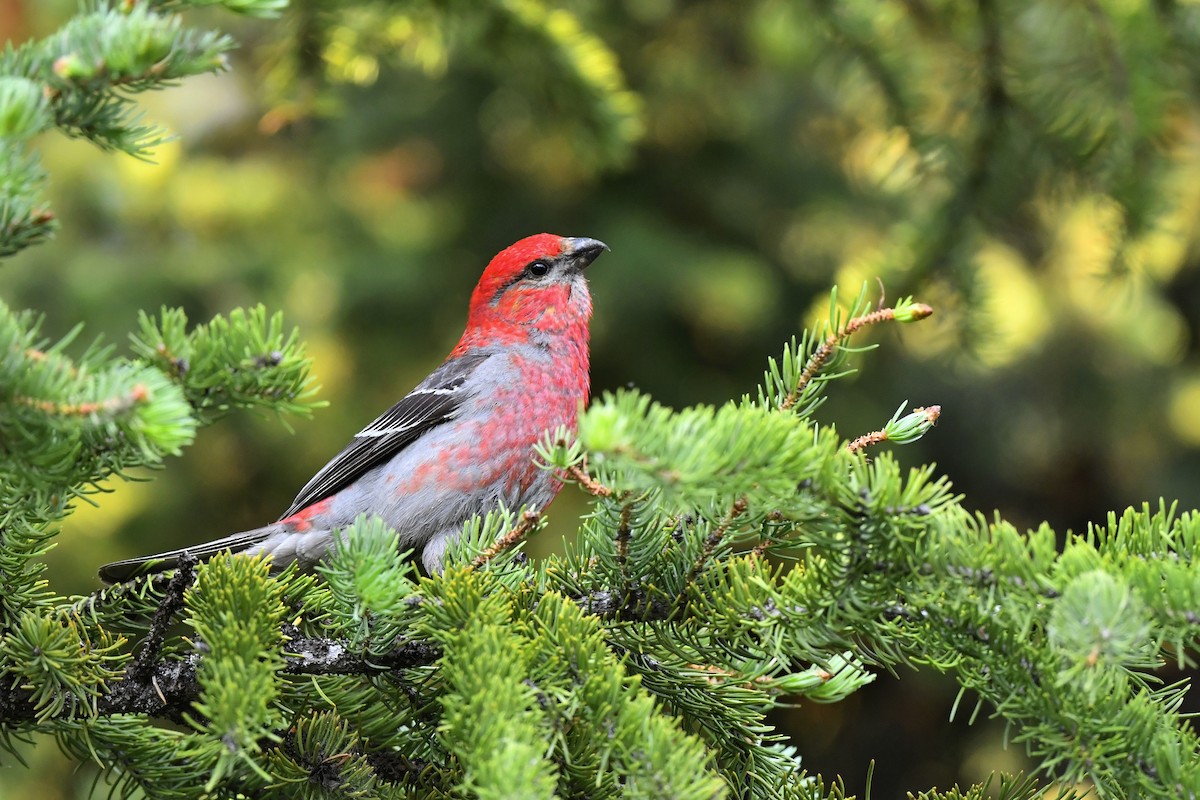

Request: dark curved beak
left=562, top=237, right=609, bottom=270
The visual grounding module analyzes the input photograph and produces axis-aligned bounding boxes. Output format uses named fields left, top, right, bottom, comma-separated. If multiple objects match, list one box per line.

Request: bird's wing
left=277, top=350, right=492, bottom=521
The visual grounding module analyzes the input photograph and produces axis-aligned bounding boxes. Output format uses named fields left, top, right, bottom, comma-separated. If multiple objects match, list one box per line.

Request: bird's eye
left=527, top=260, right=551, bottom=278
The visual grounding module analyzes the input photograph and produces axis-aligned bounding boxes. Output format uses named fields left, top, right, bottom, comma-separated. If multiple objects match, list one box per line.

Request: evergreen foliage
left=7, top=265, right=1193, bottom=796
left=3, top=1, right=1200, bottom=799
left=0, top=0, right=286, bottom=257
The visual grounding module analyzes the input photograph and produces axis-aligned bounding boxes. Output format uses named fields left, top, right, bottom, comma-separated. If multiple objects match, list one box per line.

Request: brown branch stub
left=847, top=430, right=889, bottom=454
left=566, top=459, right=613, bottom=497
left=469, top=509, right=541, bottom=569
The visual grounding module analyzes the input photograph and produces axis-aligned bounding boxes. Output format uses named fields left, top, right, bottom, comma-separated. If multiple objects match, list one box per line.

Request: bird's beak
left=562, top=237, right=609, bottom=270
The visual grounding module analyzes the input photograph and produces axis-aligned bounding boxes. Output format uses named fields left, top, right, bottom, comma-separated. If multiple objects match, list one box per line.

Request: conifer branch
left=782, top=302, right=932, bottom=411
left=124, top=554, right=196, bottom=686
left=846, top=429, right=890, bottom=455
left=964, top=0, right=1008, bottom=207
left=282, top=636, right=441, bottom=677
left=575, top=588, right=674, bottom=621
left=468, top=509, right=541, bottom=569
left=14, top=382, right=151, bottom=417
left=1082, top=0, right=1135, bottom=143
left=680, top=496, right=749, bottom=596
left=69, top=572, right=177, bottom=623
left=615, top=502, right=633, bottom=588
left=565, top=458, right=613, bottom=497
left=847, top=405, right=942, bottom=453
left=0, top=635, right=441, bottom=725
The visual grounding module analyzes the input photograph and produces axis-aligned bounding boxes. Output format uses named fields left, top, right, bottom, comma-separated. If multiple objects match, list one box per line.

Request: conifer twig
left=616, top=503, right=633, bottom=590
left=847, top=405, right=941, bottom=453
left=0, top=635, right=442, bottom=725
left=469, top=509, right=541, bottom=568
left=125, top=554, right=197, bottom=685
left=782, top=302, right=932, bottom=411
left=679, top=497, right=749, bottom=600
left=70, top=572, right=177, bottom=620
left=566, top=457, right=613, bottom=497
left=750, top=511, right=790, bottom=558
left=15, top=383, right=151, bottom=417
left=846, top=429, right=890, bottom=454
left=283, top=637, right=442, bottom=676
left=21, top=346, right=73, bottom=374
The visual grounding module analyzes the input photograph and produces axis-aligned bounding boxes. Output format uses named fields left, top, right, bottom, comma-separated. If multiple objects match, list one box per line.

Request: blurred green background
left=5, top=0, right=1200, bottom=796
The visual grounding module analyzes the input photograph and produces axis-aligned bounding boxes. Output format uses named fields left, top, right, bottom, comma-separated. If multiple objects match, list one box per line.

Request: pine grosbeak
left=99, top=233, right=607, bottom=582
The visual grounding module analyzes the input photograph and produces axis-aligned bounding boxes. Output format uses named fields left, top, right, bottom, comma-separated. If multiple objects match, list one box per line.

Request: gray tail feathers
left=97, top=526, right=275, bottom=584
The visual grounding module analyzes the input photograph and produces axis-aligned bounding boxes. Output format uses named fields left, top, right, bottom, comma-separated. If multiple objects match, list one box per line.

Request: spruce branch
left=476, top=1, right=643, bottom=169
left=69, top=572, right=177, bottom=628
left=1081, top=0, right=1136, bottom=147
left=0, top=633, right=441, bottom=725
left=847, top=404, right=942, bottom=454
left=615, top=502, right=633, bottom=589
left=281, top=636, right=441, bottom=677
left=0, top=0, right=286, bottom=258
left=908, top=0, right=1010, bottom=291
left=130, top=305, right=322, bottom=422
left=123, top=555, right=196, bottom=687
left=13, top=380, right=151, bottom=417
left=565, top=458, right=614, bottom=497
left=574, top=587, right=674, bottom=621
left=782, top=297, right=933, bottom=412
left=680, top=496, right=750, bottom=597
left=468, top=509, right=542, bottom=569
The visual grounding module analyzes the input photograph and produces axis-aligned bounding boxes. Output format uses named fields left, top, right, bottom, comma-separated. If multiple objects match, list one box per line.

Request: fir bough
left=2, top=280, right=1171, bottom=796
left=4, top=277, right=1193, bottom=798
left=3, top=2, right=1200, bottom=798
left=0, top=0, right=287, bottom=258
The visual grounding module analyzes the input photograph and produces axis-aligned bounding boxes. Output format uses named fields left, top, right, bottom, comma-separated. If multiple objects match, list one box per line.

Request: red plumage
left=99, top=233, right=607, bottom=583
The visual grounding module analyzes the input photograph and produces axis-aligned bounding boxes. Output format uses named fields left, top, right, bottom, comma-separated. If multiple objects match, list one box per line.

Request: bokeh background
left=4, top=0, right=1200, bottom=796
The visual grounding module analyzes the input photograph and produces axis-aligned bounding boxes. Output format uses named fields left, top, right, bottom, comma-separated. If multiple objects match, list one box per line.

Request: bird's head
left=465, top=233, right=608, bottom=341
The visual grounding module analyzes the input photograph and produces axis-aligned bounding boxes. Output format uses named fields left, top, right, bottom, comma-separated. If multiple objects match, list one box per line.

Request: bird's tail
left=97, top=525, right=277, bottom=584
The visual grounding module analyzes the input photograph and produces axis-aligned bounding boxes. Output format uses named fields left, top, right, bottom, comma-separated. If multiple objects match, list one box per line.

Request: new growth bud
left=892, top=298, right=934, bottom=323
left=52, top=54, right=94, bottom=80
left=884, top=403, right=941, bottom=445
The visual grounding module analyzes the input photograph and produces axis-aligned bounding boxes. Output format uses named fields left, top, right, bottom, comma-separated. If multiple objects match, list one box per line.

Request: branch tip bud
left=893, top=300, right=933, bottom=323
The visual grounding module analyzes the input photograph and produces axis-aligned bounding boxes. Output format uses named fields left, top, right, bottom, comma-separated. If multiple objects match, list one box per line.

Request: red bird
left=100, top=234, right=607, bottom=582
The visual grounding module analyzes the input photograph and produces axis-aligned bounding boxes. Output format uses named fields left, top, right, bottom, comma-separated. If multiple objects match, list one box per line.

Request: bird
left=99, top=233, right=607, bottom=583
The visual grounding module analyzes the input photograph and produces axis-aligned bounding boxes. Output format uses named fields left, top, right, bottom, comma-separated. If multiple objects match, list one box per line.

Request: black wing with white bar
left=278, top=350, right=491, bottom=520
